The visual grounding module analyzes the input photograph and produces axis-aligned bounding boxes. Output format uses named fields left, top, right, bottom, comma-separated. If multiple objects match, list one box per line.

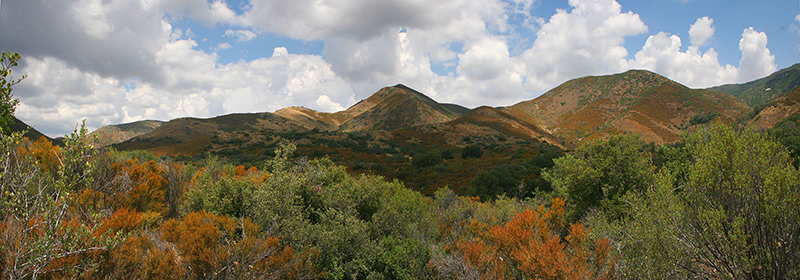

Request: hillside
left=89, top=120, right=163, bottom=147
left=503, top=70, right=750, bottom=144
left=337, top=84, right=460, bottom=132
left=274, top=106, right=342, bottom=131
left=11, top=117, right=58, bottom=143
left=709, top=63, right=800, bottom=108
left=749, top=86, right=800, bottom=129
left=113, top=113, right=308, bottom=156
left=446, top=106, right=570, bottom=149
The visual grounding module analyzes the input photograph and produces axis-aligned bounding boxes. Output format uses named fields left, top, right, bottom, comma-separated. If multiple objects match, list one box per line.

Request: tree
left=680, top=123, right=800, bottom=278
left=543, top=134, right=654, bottom=220
left=590, top=123, right=800, bottom=278
left=412, top=152, right=442, bottom=168
left=469, top=164, right=526, bottom=200
left=0, top=122, right=120, bottom=279
left=461, top=145, right=483, bottom=159
left=0, top=52, right=25, bottom=134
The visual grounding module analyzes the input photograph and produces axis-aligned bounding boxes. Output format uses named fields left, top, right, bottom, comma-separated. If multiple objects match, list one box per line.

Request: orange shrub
left=456, top=198, right=616, bottom=280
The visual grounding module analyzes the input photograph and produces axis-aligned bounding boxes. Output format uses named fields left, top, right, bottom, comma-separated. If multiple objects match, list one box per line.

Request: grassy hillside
left=11, top=117, right=58, bottom=144
left=504, top=70, right=750, bottom=145
left=709, top=63, right=800, bottom=107
left=338, top=84, right=460, bottom=132
left=749, top=85, right=800, bottom=129
left=89, top=120, right=163, bottom=147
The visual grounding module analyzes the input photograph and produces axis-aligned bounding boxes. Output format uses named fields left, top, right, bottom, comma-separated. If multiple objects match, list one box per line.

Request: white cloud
left=2, top=0, right=353, bottom=136
left=0, top=0, right=783, bottom=137
left=629, top=23, right=776, bottom=87
left=629, top=32, right=737, bottom=88
left=688, top=17, right=714, bottom=46
left=316, top=95, right=345, bottom=112
left=224, top=29, right=257, bottom=42
left=271, top=47, right=289, bottom=57
left=241, top=0, right=505, bottom=41
left=520, top=0, right=648, bottom=91
left=738, top=27, right=776, bottom=82
left=458, top=37, right=514, bottom=80
left=215, top=42, right=232, bottom=50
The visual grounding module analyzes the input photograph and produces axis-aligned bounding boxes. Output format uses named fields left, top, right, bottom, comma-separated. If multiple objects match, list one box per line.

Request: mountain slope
left=708, top=63, right=800, bottom=107
left=89, top=120, right=164, bottom=147
left=338, top=84, right=460, bottom=132
left=11, top=117, right=57, bottom=143
left=749, top=86, right=800, bottom=129
left=504, top=70, right=750, bottom=144
left=113, top=113, right=308, bottom=156
left=447, top=106, right=570, bottom=149
left=274, top=106, right=342, bottom=131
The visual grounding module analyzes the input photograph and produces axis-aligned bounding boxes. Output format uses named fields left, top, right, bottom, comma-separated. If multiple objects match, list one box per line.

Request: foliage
left=680, top=123, right=800, bottom=278
left=543, top=134, right=655, bottom=220
left=412, top=152, right=442, bottom=168
left=0, top=123, right=121, bottom=279
left=769, top=113, right=800, bottom=165
left=461, top=145, right=484, bottom=159
left=469, top=164, right=526, bottom=200
left=688, top=111, right=719, bottom=125
left=455, top=198, right=617, bottom=279
left=0, top=51, right=24, bottom=134
left=590, top=123, right=800, bottom=279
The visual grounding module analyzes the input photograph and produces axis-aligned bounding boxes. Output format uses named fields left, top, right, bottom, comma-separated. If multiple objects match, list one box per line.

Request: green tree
left=591, top=123, right=800, bottom=278
left=769, top=113, right=800, bottom=166
left=461, top=145, right=483, bottom=159
left=0, top=52, right=25, bottom=134
left=469, top=164, right=526, bottom=200
left=543, top=134, right=655, bottom=220
left=412, top=152, right=442, bottom=168
left=680, top=123, right=800, bottom=278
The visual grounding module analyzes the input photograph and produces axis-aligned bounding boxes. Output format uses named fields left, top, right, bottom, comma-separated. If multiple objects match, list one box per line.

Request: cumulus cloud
left=224, top=29, right=257, bottom=42
left=241, top=0, right=505, bottom=41
left=316, top=95, right=345, bottom=112
left=629, top=32, right=737, bottom=88
left=215, top=42, right=232, bottom=50
left=0, top=0, right=782, bottom=137
left=689, top=17, right=714, bottom=46
left=737, top=27, right=776, bottom=82
left=16, top=41, right=353, bottom=135
left=629, top=20, right=776, bottom=87
left=2, top=0, right=353, bottom=136
left=520, top=0, right=648, bottom=91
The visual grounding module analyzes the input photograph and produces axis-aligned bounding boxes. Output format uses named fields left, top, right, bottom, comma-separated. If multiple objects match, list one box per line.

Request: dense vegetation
left=3, top=52, right=800, bottom=278
left=2, top=121, right=799, bottom=279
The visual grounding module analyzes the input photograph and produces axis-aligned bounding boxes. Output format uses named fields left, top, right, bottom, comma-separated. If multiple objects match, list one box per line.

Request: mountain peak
left=504, top=70, right=749, bottom=144
left=338, top=85, right=459, bottom=132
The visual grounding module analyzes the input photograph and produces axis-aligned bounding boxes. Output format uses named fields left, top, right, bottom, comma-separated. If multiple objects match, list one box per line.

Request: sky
left=0, top=0, right=799, bottom=137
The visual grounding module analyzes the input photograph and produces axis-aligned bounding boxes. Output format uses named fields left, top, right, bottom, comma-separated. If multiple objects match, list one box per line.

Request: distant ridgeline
left=85, top=64, right=800, bottom=195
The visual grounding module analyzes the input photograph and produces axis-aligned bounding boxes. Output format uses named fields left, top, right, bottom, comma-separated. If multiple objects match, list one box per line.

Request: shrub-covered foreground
left=0, top=124, right=611, bottom=279
left=1, top=122, right=799, bottom=279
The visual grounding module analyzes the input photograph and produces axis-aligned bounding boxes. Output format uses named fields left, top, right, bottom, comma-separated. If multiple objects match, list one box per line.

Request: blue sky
left=0, top=0, right=798, bottom=136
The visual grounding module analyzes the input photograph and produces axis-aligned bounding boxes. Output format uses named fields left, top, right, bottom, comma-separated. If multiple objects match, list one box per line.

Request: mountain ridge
left=709, top=63, right=800, bottom=108
left=503, top=69, right=750, bottom=144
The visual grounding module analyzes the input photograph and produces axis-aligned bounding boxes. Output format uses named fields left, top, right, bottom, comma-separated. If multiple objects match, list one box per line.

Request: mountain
left=274, top=106, right=342, bottom=131
left=446, top=106, right=570, bottom=149
left=337, top=84, right=461, bottom=132
left=11, top=117, right=57, bottom=143
left=749, top=86, right=800, bottom=129
left=89, top=120, right=163, bottom=147
left=503, top=70, right=750, bottom=144
left=113, top=113, right=308, bottom=156
left=709, top=63, right=800, bottom=108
